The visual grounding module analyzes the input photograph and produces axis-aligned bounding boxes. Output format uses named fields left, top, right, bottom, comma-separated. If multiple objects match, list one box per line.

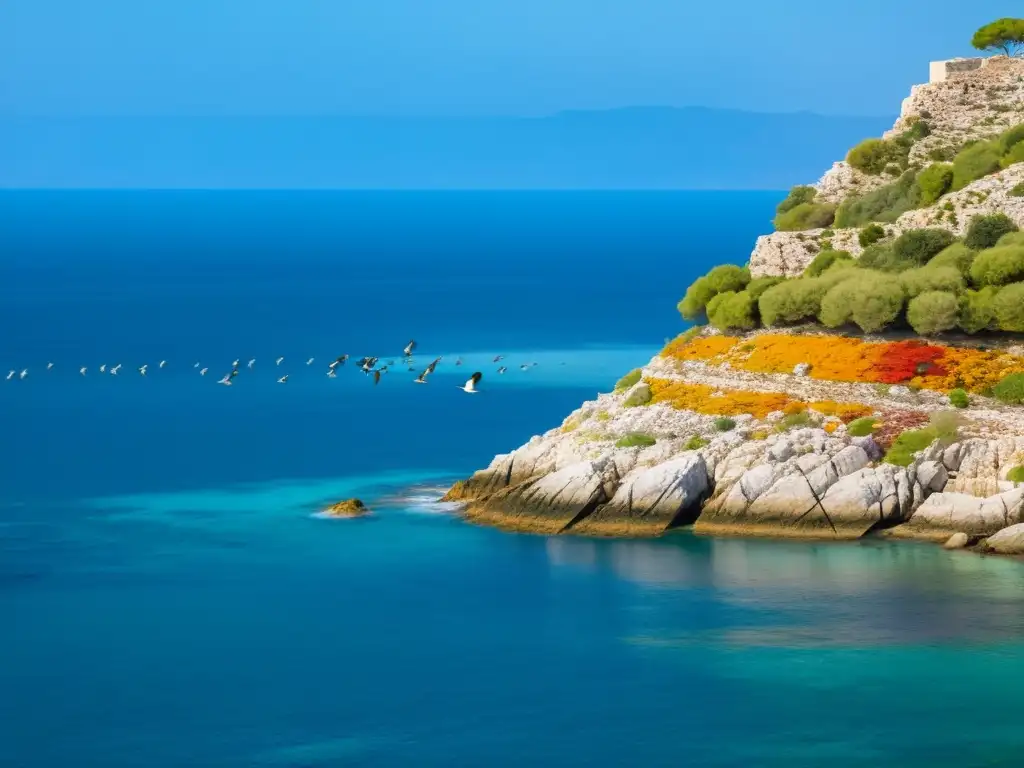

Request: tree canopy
left=972, top=18, right=1024, bottom=57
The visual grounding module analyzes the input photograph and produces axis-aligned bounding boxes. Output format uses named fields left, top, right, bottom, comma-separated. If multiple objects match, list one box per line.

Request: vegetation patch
left=846, top=417, right=878, bottom=437
left=623, top=383, right=653, bottom=408
left=616, top=433, right=657, bottom=449
left=883, top=427, right=939, bottom=467
left=949, top=388, right=970, bottom=408
left=614, top=368, right=642, bottom=392
left=964, top=213, right=1019, bottom=250
left=684, top=435, right=708, bottom=451
left=993, top=372, right=1024, bottom=405
left=713, top=417, right=737, bottom=432
left=1007, top=466, right=1024, bottom=484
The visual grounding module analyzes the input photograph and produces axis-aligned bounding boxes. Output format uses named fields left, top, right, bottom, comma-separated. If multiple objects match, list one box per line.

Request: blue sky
left=1, top=1, right=1019, bottom=117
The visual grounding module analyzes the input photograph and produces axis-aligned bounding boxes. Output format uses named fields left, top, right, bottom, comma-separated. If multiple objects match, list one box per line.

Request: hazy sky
left=1, top=1, right=1018, bottom=117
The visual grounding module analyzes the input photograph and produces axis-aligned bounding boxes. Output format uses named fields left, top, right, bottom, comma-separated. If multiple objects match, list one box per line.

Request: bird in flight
left=99, top=364, right=107, bottom=373
left=276, top=357, right=284, bottom=366
left=159, top=360, right=167, bottom=369
left=414, top=370, right=428, bottom=384
left=492, top=355, right=503, bottom=363
left=19, top=369, right=28, bottom=380
left=497, top=366, right=507, bottom=374
left=138, top=364, right=148, bottom=376
left=277, top=374, right=289, bottom=384
left=218, top=369, right=238, bottom=386
left=232, top=359, right=240, bottom=368
left=79, top=367, right=87, bottom=376
left=200, top=367, right=209, bottom=376
left=327, top=368, right=337, bottom=378
left=373, top=369, right=382, bottom=386
left=248, top=359, right=256, bottom=369
left=424, top=357, right=441, bottom=376
left=403, top=340, right=416, bottom=358
left=5, top=370, right=14, bottom=381
left=455, top=357, right=463, bottom=367
left=46, top=362, right=54, bottom=371
left=458, top=372, right=482, bottom=393
left=306, top=357, right=314, bottom=366
left=110, top=364, right=121, bottom=376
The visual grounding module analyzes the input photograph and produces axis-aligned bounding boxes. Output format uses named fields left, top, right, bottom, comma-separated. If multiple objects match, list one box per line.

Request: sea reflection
left=545, top=533, right=1024, bottom=648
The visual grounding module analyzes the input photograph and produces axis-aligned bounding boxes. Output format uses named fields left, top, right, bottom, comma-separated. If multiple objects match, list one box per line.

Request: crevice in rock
left=561, top=491, right=607, bottom=532
left=791, top=465, right=837, bottom=535
left=503, top=457, right=515, bottom=488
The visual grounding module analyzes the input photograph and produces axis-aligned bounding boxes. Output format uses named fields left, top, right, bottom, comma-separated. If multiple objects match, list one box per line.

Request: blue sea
left=2, top=191, right=1024, bottom=768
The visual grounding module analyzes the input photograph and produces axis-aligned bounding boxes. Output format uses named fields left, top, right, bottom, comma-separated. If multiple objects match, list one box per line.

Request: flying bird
left=497, top=366, right=507, bottom=374
left=100, top=365, right=107, bottom=373
left=373, top=369, right=381, bottom=386
left=200, top=367, right=209, bottom=376
left=414, top=370, right=428, bottom=384
left=218, top=369, right=238, bottom=386
left=424, top=357, right=441, bottom=376
left=327, top=369, right=337, bottom=379
left=277, top=374, right=289, bottom=384
left=110, top=364, right=121, bottom=376
left=306, top=357, right=314, bottom=366
left=138, top=364, right=148, bottom=376
left=194, top=362, right=200, bottom=368
left=492, top=355, right=503, bottom=363
left=159, top=360, right=167, bottom=369
left=248, top=359, right=256, bottom=369
left=455, top=357, right=463, bottom=367
left=276, top=357, right=284, bottom=366
left=458, top=372, right=482, bottom=393
left=232, top=359, right=239, bottom=368
left=46, top=362, right=54, bottom=371
left=79, top=367, right=87, bottom=376
left=520, top=364, right=529, bottom=370
left=19, top=369, right=28, bottom=380
left=5, top=371, right=14, bottom=381
left=403, top=340, right=416, bottom=357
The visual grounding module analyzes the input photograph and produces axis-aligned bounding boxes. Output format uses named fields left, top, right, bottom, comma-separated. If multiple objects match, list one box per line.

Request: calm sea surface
left=2, top=191, right=1023, bottom=767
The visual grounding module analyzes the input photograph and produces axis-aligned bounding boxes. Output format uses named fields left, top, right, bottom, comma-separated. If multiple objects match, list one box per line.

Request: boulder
left=322, top=498, right=370, bottom=518
left=979, top=523, right=1024, bottom=555
left=917, top=461, right=949, bottom=493
left=572, top=454, right=709, bottom=536
left=889, top=487, right=1024, bottom=541
left=942, top=532, right=969, bottom=550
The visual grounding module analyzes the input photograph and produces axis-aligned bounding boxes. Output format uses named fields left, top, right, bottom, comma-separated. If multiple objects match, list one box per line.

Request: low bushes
left=927, top=243, right=975, bottom=275
left=1010, top=181, right=1024, bottom=197
left=892, top=228, right=956, bottom=265
left=917, top=162, right=954, bottom=205
left=963, top=213, right=1019, bottom=250
left=899, top=266, right=964, bottom=298
left=804, top=249, right=853, bottom=277
left=713, top=417, right=737, bottom=432
left=614, top=369, right=642, bottom=392
left=993, top=372, right=1024, bottom=404
left=951, top=140, right=1002, bottom=191
left=834, top=171, right=920, bottom=227
left=949, top=388, right=970, bottom=408
left=846, top=417, right=878, bottom=437
left=883, top=427, right=939, bottom=467
left=775, top=186, right=817, bottom=215
left=956, top=287, right=999, bottom=333
left=678, top=264, right=750, bottom=319
left=623, top=383, right=652, bottom=408
left=818, top=271, right=905, bottom=333
left=616, top=433, right=657, bottom=448
left=992, top=283, right=1024, bottom=331
left=684, top=435, right=708, bottom=451
left=858, top=243, right=914, bottom=273
left=907, top=290, right=959, bottom=335
left=858, top=223, right=887, bottom=247
left=706, top=290, right=759, bottom=332
left=774, top=201, right=837, bottom=231
left=777, top=411, right=816, bottom=431
left=847, top=138, right=896, bottom=174
left=1008, top=466, right=1024, bottom=483
left=969, top=244, right=1024, bottom=286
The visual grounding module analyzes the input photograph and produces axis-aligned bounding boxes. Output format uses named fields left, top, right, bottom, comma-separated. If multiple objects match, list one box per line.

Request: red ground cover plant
left=872, top=340, right=947, bottom=385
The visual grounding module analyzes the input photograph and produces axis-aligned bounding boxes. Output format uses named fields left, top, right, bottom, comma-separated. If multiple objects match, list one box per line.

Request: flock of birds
left=3, top=340, right=548, bottom=393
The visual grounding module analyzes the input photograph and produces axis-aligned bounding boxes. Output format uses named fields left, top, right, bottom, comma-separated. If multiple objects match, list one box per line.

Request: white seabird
left=276, top=357, right=284, bottom=366
left=100, top=364, right=107, bottom=373
left=79, top=367, right=87, bottom=376
left=159, top=360, right=167, bottom=369
left=110, top=364, right=121, bottom=375
left=327, top=369, right=337, bottom=378
left=403, top=340, right=416, bottom=357
left=248, top=359, right=256, bottom=369
left=458, top=372, right=482, bottom=393
left=277, top=374, right=289, bottom=384
left=5, top=370, right=14, bottom=381
left=47, top=362, right=54, bottom=371
left=200, top=367, right=209, bottom=376
left=139, top=364, right=148, bottom=376
left=306, top=358, right=314, bottom=366
left=19, top=369, right=28, bottom=380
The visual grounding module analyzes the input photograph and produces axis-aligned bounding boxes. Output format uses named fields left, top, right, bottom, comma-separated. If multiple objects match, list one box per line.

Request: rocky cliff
left=442, top=56, right=1024, bottom=554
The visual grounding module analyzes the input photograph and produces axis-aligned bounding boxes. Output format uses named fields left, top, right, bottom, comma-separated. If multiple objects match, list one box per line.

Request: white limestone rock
left=980, top=523, right=1024, bottom=555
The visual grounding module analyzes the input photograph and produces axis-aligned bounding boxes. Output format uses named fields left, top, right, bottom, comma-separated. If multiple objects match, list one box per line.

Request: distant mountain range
left=0, top=108, right=892, bottom=189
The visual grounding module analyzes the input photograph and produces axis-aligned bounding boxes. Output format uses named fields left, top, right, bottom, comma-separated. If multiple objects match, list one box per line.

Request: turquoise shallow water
left=2, top=191, right=1024, bottom=767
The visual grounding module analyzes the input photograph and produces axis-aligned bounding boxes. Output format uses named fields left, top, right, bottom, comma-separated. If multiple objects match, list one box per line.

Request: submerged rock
left=322, top=498, right=370, bottom=518
left=942, top=532, right=970, bottom=550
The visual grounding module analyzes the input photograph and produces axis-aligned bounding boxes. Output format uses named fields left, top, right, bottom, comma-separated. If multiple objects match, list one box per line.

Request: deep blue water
left=2, top=191, right=1024, bottom=768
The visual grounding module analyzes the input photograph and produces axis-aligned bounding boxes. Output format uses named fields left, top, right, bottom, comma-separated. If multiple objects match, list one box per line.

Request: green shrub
left=858, top=223, right=887, bottom=248
left=713, top=417, right=736, bottom=432
left=847, top=138, right=895, bottom=174
left=684, top=435, right=708, bottom=451
left=969, top=244, right=1024, bottom=286
left=759, top=271, right=854, bottom=327
left=1009, top=181, right=1024, bottom=197
left=905, top=119, right=931, bottom=141
left=993, top=372, right=1024, bottom=405
left=858, top=244, right=915, bottom=273
left=776, top=186, right=818, bottom=215
left=899, top=266, right=964, bottom=298
left=746, top=276, right=785, bottom=301
left=998, top=123, right=1024, bottom=154
left=706, top=290, right=758, bottom=332
left=929, top=410, right=963, bottom=441
left=917, top=162, right=954, bottom=205
left=992, top=282, right=1024, bottom=331
left=623, top=383, right=652, bottom=408
left=964, top=213, right=1019, bottom=250
left=999, top=141, right=1024, bottom=169
left=928, top=146, right=956, bottom=162
left=777, top=411, right=816, bottom=431
left=675, top=325, right=704, bottom=346
left=927, top=242, right=975, bottom=275
left=1007, top=466, right=1024, bottom=484
left=883, top=427, right=939, bottom=467
left=678, top=265, right=750, bottom=319
left=892, top=228, right=957, bottom=265
left=951, top=141, right=1001, bottom=190
left=774, top=202, right=837, bottom=231
left=957, top=287, right=1000, bottom=333
left=616, top=432, right=657, bottom=449
left=906, top=291, right=960, bottom=335
left=997, top=231, right=1024, bottom=247
left=804, top=249, right=853, bottom=277
left=819, top=271, right=906, bottom=333
left=949, top=388, right=970, bottom=408
left=847, top=417, right=878, bottom=437
left=834, top=171, right=920, bottom=227
left=614, top=369, right=642, bottom=392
